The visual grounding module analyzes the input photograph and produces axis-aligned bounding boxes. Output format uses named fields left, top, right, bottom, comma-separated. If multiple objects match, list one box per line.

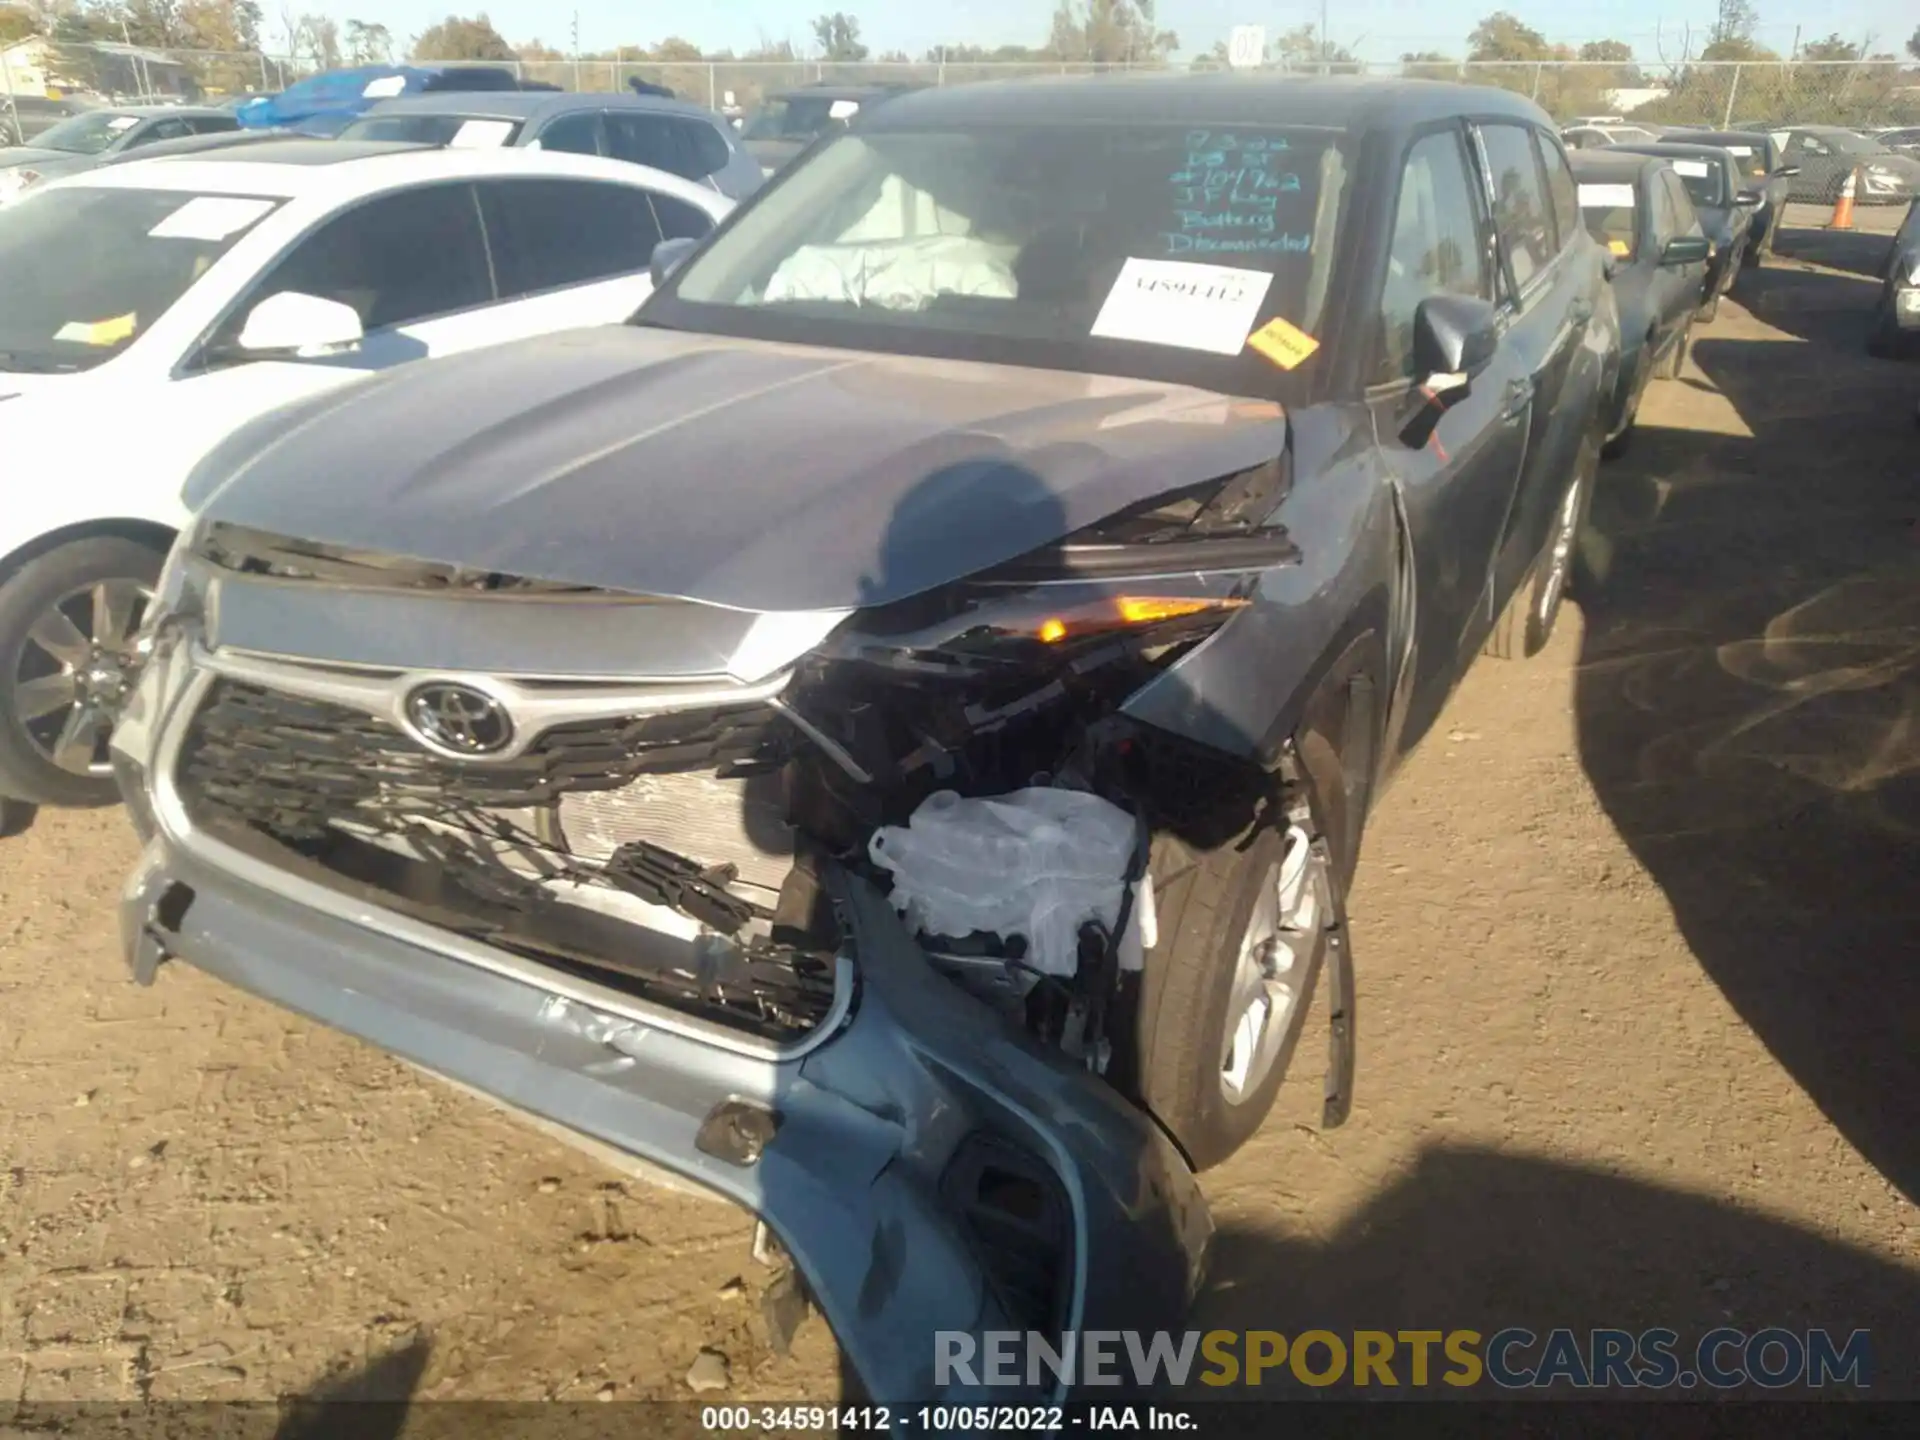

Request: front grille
left=175, top=677, right=836, bottom=1040
left=181, top=680, right=784, bottom=840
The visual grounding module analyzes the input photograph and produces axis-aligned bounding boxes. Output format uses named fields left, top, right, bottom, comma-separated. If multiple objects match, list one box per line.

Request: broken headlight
left=839, top=459, right=1298, bottom=669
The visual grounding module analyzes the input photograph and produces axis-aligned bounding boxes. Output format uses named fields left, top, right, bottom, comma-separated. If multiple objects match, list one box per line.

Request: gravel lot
left=2, top=205, right=1915, bottom=1408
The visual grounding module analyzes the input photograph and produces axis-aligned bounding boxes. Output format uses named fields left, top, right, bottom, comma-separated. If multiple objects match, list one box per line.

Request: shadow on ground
left=1573, top=229, right=1920, bottom=1210
left=1195, top=1144, right=1918, bottom=1398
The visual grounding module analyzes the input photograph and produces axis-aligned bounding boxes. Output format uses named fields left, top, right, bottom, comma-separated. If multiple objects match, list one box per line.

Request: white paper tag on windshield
left=450, top=119, right=515, bottom=148
left=1726, top=145, right=1753, bottom=156
left=1578, top=183, right=1637, bottom=209
left=827, top=99, right=860, bottom=120
left=363, top=76, right=408, bottom=99
left=148, top=196, right=275, bottom=242
left=1673, top=159, right=1711, bottom=177
left=107, top=115, right=141, bottom=133
left=1091, top=258, right=1274, bottom=356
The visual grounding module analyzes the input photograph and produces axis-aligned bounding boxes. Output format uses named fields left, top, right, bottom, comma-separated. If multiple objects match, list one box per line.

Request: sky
left=293, top=2, right=1920, bottom=64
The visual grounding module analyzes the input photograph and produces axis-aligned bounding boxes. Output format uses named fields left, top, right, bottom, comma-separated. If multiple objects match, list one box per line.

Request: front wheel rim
left=1536, top=465, right=1588, bottom=626
left=1220, top=823, right=1330, bottom=1104
left=9, top=578, right=153, bottom=778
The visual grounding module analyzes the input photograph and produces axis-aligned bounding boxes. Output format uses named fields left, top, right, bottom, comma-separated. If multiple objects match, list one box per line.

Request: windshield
left=31, top=111, right=142, bottom=155
left=656, top=123, right=1349, bottom=398
left=0, top=186, right=281, bottom=374
left=340, top=113, right=523, bottom=146
left=1576, top=182, right=1638, bottom=260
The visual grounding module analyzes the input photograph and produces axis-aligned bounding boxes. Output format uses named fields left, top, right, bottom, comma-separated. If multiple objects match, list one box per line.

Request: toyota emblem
left=403, top=682, right=514, bottom=757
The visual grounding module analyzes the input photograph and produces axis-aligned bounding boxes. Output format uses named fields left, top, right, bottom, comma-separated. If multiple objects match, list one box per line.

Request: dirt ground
left=2, top=204, right=1916, bottom=1408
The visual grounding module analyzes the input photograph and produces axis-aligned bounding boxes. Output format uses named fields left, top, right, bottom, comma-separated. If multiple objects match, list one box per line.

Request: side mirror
left=1412, top=292, right=1499, bottom=395
left=648, top=235, right=700, bottom=288
left=1734, top=188, right=1763, bottom=206
left=235, top=291, right=364, bottom=357
left=1398, top=293, right=1499, bottom=450
left=1660, top=235, right=1712, bottom=267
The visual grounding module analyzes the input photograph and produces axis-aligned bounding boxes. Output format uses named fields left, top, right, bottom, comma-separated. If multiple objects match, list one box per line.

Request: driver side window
left=210, top=183, right=494, bottom=356
left=1375, top=127, right=1493, bottom=385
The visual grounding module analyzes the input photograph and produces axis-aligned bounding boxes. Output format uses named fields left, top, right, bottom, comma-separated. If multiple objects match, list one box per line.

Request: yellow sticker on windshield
left=1245, top=316, right=1321, bottom=371
left=1608, top=239, right=1631, bottom=257
left=53, top=312, right=137, bottom=347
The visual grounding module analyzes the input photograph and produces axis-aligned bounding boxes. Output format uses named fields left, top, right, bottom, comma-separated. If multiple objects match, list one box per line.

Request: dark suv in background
left=341, top=92, right=765, bottom=200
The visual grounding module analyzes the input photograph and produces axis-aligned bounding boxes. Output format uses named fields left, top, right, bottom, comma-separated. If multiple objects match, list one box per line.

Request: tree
left=411, top=13, right=514, bottom=62
left=1798, top=33, right=1863, bottom=62
left=1467, top=12, right=1551, bottom=62
left=1909, top=25, right=1920, bottom=61
left=921, top=43, right=1047, bottom=63
left=810, top=12, right=867, bottom=62
left=650, top=36, right=704, bottom=62
left=290, top=12, right=339, bottom=69
left=1708, top=0, right=1759, bottom=49
left=1578, top=40, right=1633, bottom=63
left=1047, top=1, right=1176, bottom=64
left=0, top=10, right=39, bottom=45
left=343, top=19, right=392, bottom=64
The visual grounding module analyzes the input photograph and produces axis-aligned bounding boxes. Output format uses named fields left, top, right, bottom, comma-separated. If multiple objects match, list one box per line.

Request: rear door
left=1473, top=119, right=1597, bottom=615
left=1368, top=122, right=1533, bottom=749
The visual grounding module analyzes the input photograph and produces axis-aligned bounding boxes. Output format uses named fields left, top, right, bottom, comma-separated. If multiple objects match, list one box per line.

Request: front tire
left=0, top=536, right=165, bottom=808
left=1124, top=781, right=1346, bottom=1172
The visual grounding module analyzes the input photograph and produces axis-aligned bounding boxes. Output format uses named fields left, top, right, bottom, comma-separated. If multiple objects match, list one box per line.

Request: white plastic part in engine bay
left=868, top=788, right=1156, bottom=978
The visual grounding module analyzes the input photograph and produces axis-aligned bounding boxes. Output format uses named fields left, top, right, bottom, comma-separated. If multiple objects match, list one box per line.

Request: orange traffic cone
left=1828, top=167, right=1858, bottom=230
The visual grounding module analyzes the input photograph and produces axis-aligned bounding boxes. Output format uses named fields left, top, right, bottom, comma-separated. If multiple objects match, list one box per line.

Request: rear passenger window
left=1534, top=131, right=1579, bottom=250
left=1376, top=127, right=1493, bottom=384
left=536, top=112, right=601, bottom=157
left=479, top=179, right=662, bottom=297
left=673, top=117, right=733, bottom=179
left=607, top=113, right=695, bottom=179
left=1479, top=122, right=1555, bottom=292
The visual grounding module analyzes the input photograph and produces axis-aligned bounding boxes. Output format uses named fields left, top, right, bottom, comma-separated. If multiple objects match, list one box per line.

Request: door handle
left=1503, top=378, right=1533, bottom=419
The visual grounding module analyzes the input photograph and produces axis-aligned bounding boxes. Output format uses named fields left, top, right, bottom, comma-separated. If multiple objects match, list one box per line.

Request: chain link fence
left=4, top=47, right=1918, bottom=132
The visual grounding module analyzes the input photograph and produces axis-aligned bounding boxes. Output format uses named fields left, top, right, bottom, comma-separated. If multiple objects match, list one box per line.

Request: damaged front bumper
left=112, top=637, right=1213, bottom=1407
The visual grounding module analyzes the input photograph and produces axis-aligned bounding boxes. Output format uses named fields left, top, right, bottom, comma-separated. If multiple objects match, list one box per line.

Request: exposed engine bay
left=172, top=461, right=1299, bottom=1071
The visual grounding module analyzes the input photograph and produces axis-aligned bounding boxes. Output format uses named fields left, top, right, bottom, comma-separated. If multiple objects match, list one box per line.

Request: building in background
left=2, top=34, right=201, bottom=102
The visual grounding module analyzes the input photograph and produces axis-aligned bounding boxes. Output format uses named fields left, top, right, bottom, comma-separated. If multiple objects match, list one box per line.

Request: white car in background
left=0, top=139, right=732, bottom=807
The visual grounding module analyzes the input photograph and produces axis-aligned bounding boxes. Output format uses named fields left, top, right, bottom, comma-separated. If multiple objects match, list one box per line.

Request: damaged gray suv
left=112, top=75, right=1616, bottom=1403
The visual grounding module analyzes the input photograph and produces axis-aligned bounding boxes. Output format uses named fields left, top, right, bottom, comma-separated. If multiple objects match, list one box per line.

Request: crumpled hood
left=190, top=325, right=1291, bottom=613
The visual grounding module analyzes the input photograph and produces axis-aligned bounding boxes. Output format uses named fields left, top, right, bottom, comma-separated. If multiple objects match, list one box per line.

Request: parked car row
left=4, top=72, right=1740, bottom=1405
left=0, top=141, right=734, bottom=804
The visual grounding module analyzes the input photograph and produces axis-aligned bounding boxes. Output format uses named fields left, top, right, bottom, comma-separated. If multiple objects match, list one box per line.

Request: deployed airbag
left=764, top=234, right=1019, bottom=310
left=869, top=788, right=1153, bottom=977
